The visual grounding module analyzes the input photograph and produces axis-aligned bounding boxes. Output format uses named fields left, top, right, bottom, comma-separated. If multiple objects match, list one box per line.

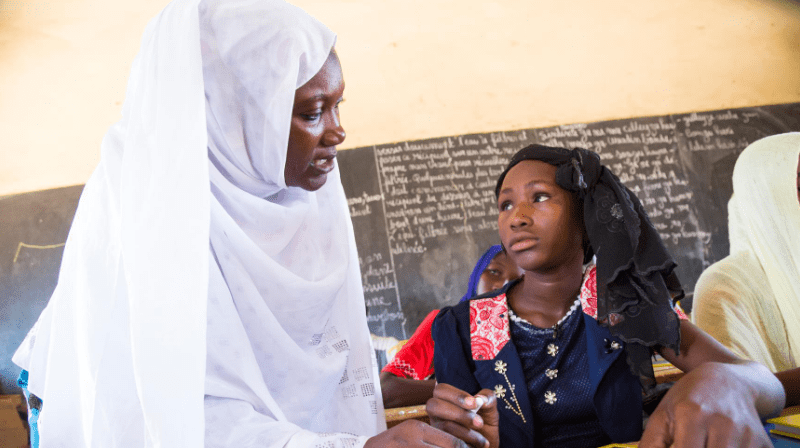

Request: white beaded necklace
left=508, top=296, right=582, bottom=338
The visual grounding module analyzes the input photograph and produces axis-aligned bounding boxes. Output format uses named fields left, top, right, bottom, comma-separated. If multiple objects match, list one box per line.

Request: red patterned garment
left=470, top=296, right=510, bottom=361
left=381, top=309, right=438, bottom=380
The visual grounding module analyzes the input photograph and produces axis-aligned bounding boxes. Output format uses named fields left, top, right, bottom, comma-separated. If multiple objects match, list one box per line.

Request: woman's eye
left=533, top=193, right=550, bottom=203
left=300, top=112, right=322, bottom=121
left=499, top=201, right=513, bottom=212
left=485, top=269, right=500, bottom=276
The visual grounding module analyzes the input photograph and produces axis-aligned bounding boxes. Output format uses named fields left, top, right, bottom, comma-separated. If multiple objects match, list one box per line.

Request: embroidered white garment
left=13, top=0, right=385, bottom=446
left=693, top=132, right=800, bottom=372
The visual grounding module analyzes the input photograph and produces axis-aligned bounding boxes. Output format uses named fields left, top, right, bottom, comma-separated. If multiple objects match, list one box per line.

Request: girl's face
left=475, top=251, right=523, bottom=295
left=497, top=160, right=584, bottom=273
left=285, top=51, right=346, bottom=191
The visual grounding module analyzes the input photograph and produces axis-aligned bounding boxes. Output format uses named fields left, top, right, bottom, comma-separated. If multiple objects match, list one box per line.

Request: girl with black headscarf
left=426, top=144, right=785, bottom=448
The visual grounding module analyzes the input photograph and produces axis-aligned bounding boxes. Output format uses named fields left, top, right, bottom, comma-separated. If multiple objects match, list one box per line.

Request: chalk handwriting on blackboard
left=536, top=116, right=712, bottom=257
left=13, top=242, right=66, bottom=263
left=375, top=131, right=529, bottom=256
left=681, top=111, right=752, bottom=152
left=336, top=104, right=800, bottom=345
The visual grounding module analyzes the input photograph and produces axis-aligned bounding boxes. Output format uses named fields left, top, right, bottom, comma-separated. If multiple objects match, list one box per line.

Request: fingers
left=475, top=390, right=499, bottom=427
left=640, top=404, right=772, bottom=448
left=668, top=405, right=707, bottom=448
left=638, top=409, right=673, bottom=448
left=427, top=397, right=484, bottom=433
left=427, top=383, right=486, bottom=429
left=426, top=384, right=498, bottom=448
left=393, top=419, right=478, bottom=448
left=704, top=416, right=772, bottom=448
left=366, top=420, right=470, bottom=448
left=431, top=382, right=479, bottom=410
left=417, top=421, right=472, bottom=448
left=426, top=419, right=488, bottom=448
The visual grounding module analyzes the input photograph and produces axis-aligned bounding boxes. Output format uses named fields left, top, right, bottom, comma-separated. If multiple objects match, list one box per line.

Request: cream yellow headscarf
left=694, top=132, right=800, bottom=371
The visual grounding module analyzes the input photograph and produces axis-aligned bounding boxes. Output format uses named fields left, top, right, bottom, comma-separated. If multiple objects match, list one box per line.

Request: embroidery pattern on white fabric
left=316, top=345, right=333, bottom=358
left=343, top=438, right=360, bottom=447
left=342, top=384, right=357, bottom=398
left=324, top=326, right=341, bottom=342
left=361, top=382, right=375, bottom=397
left=333, top=340, right=349, bottom=352
left=309, top=333, right=323, bottom=346
left=354, top=367, right=369, bottom=381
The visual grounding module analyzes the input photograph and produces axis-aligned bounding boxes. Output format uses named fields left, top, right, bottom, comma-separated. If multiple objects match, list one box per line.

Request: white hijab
left=13, top=0, right=384, bottom=446
left=727, top=132, right=800, bottom=363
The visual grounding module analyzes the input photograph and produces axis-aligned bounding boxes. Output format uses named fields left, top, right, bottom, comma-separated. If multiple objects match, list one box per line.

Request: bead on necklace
left=508, top=296, right=581, bottom=339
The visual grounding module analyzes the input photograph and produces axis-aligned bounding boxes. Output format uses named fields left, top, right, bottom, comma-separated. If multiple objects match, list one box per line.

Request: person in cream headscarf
left=693, top=132, right=800, bottom=407
left=13, top=1, right=467, bottom=446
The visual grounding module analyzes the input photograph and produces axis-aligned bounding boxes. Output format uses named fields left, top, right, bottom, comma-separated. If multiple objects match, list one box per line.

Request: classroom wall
left=1, top=0, right=800, bottom=197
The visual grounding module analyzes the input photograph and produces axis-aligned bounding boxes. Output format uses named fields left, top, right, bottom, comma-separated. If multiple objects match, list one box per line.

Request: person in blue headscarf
left=380, top=245, right=522, bottom=408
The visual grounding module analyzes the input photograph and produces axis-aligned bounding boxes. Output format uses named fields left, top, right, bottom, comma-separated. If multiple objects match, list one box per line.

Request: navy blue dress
left=510, top=301, right=610, bottom=447
left=432, top=280, right=643, bottom=447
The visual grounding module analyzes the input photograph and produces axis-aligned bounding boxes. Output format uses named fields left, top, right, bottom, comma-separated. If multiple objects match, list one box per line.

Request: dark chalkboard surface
left=0, top=185, right=83, bottom=394
left=2, top=103, right=799, bottom=392
left=339, top=103, right=800, bottom=345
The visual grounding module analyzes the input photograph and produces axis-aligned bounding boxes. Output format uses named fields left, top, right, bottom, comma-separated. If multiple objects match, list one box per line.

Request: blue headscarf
left=460, top=244, right=504, bottom=302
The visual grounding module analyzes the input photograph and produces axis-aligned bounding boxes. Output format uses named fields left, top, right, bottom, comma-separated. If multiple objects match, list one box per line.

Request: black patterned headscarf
left=495, top=144, right=683, bottom=390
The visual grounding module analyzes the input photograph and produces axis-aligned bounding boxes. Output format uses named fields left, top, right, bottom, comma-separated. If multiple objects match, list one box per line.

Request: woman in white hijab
left=13, top=0, right=466, bottom=446
left=693, top=132, right=800, bottom=407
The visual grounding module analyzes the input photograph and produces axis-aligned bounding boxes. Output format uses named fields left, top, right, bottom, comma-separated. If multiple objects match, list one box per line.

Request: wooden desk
left=385, top=404, right=428, bottom=428
left=653, top=362, right=684, bottom=383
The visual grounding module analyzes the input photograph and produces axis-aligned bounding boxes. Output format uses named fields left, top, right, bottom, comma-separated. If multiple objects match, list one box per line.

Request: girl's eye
left=485, top=269, right=501, bottom=276
left=499, top=200, right=513, bottom=212
left=533, top=193, right=550, bottom=203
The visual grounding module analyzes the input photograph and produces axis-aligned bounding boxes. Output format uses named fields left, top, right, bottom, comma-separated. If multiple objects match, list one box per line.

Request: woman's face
left=475, top=251, right=523, bottom=295
left=285, top=51, right=346, bottom=191
left=497, top=160, right=584, bottom=273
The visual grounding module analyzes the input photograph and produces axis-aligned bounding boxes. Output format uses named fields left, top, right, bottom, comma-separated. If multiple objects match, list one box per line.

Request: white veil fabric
left=693, top=132, right=800, bottom=371
left=13, top=0, right=385, bottom=446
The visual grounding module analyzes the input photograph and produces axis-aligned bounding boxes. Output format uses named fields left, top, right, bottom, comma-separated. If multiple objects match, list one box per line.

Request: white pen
left=469, top=395, right=487, bottom=416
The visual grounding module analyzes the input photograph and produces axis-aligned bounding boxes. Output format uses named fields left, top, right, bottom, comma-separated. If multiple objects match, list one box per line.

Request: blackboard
left=0, top=185, right=83, bottom=394
left=339, top=103, right=800, bottom=345
left=2, top=103, right=799, bottom=393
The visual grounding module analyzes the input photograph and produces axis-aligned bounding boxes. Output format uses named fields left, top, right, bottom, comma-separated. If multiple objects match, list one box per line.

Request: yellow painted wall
left=2, top=0, right=799, bottom=196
